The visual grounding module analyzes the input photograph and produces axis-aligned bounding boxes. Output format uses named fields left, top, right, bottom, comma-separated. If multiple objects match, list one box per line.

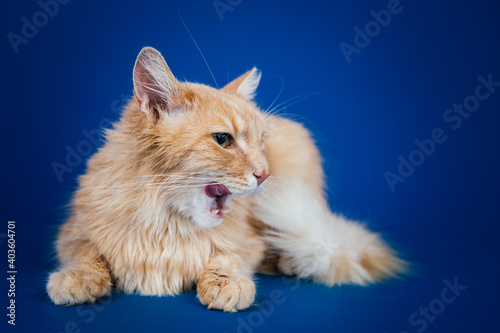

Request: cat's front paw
left=197, top=272, right=255, bottom=312
left=47, top=264, right=112, bottom=305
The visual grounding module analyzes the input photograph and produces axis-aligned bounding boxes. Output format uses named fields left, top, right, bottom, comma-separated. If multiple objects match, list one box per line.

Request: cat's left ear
left=222, top=67, right=261, bottom=101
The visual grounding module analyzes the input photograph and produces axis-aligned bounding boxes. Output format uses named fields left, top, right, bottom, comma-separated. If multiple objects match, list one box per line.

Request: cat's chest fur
left=91, top=197, right=265, bottom=296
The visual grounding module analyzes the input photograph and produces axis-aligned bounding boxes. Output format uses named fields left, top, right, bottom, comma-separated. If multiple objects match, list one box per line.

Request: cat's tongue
left=204, top=184, right=230, bottom=198
left=204, top=184, right=231, bottom=218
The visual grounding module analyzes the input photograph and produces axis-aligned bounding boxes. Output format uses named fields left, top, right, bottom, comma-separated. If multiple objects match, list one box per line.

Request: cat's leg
left=47, top=225, right=112, bottom=305
left=256, top=117, right=405, bottom=285
left=197, top=252, right=255, bottom=312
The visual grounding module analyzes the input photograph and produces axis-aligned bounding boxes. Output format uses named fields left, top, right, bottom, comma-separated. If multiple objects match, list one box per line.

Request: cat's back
left=262, top=115, right=325, bottom=198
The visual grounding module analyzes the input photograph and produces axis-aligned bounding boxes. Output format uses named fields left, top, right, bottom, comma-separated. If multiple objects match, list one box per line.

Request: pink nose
left=254, top=169, right=270, bottom=187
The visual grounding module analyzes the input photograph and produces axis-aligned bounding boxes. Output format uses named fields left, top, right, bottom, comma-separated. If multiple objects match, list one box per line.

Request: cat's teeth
left=211, top=208, right=220, bottom=215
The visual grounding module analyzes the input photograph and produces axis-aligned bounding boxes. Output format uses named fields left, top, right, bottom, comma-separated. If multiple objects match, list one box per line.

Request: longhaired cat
left=47, top=47, right=404, bottom=312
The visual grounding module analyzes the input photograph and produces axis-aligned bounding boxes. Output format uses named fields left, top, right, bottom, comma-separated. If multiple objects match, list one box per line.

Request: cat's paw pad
left=47, top=266, right=111, bottom=305
left=197, top=274, right=255, bottom=312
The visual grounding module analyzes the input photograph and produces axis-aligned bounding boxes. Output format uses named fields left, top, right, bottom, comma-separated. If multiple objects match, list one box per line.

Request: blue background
left=2, top=0, right=499, bottom=332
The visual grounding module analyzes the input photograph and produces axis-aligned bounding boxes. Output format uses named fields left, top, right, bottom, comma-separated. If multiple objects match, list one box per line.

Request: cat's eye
left=212, top=133, right=230, bottom=148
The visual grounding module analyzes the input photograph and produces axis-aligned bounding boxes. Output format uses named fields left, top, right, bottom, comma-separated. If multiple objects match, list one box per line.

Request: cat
left=47, top=46, right=404, bottom=312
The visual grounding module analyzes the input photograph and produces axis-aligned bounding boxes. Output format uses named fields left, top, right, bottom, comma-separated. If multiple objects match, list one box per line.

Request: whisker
left=177, top=5, right=219, bottom=89
left=264, top=73, right=285, bottom=113
left=264, top=92, right=320, bottom=119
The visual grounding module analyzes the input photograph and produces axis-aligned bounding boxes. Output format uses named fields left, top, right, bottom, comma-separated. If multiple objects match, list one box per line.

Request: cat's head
left=131, top=47, right=270, bottom=228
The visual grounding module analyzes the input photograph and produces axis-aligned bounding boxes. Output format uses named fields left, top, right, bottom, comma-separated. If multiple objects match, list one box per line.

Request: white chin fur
left=251, top=180, right=267, bottom=195
left=189, top=179, right=265, bottom=229
left=190, top=193, right=233, bottom=229
left=191, top=213, right=224, bottom=229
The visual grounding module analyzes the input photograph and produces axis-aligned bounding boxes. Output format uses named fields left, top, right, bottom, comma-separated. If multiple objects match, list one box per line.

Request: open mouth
left=204, top=183, right=231, bottom=218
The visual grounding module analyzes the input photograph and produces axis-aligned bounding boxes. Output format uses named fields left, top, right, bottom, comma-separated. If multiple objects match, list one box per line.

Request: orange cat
left=47, top=47, right=404, bottom=312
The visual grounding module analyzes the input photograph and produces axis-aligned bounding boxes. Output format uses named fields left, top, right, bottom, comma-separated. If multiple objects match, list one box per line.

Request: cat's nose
left=253, top=169, right=270, bottom=187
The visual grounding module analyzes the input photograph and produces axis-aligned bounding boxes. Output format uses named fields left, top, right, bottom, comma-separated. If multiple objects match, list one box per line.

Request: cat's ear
left=133, top=47, right=180, bottom=123
left=222, top=67, right=261, bottom=101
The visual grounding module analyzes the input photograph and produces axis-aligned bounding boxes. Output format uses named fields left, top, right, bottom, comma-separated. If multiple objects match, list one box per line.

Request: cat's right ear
left=133, top=47, right=180, bottom=123
left=221, top=67, right=261, bottom=101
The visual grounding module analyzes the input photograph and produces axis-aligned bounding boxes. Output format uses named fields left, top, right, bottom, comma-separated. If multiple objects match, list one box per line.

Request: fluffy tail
left=255, top=179, right=405, bottom=286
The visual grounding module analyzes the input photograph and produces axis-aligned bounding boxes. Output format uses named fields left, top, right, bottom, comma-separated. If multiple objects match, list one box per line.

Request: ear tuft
left=237, top=67, right=261, bottom=100
left=222, top=67, right=261, bottom=101
left=133, top=47, right=180, bottom=122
